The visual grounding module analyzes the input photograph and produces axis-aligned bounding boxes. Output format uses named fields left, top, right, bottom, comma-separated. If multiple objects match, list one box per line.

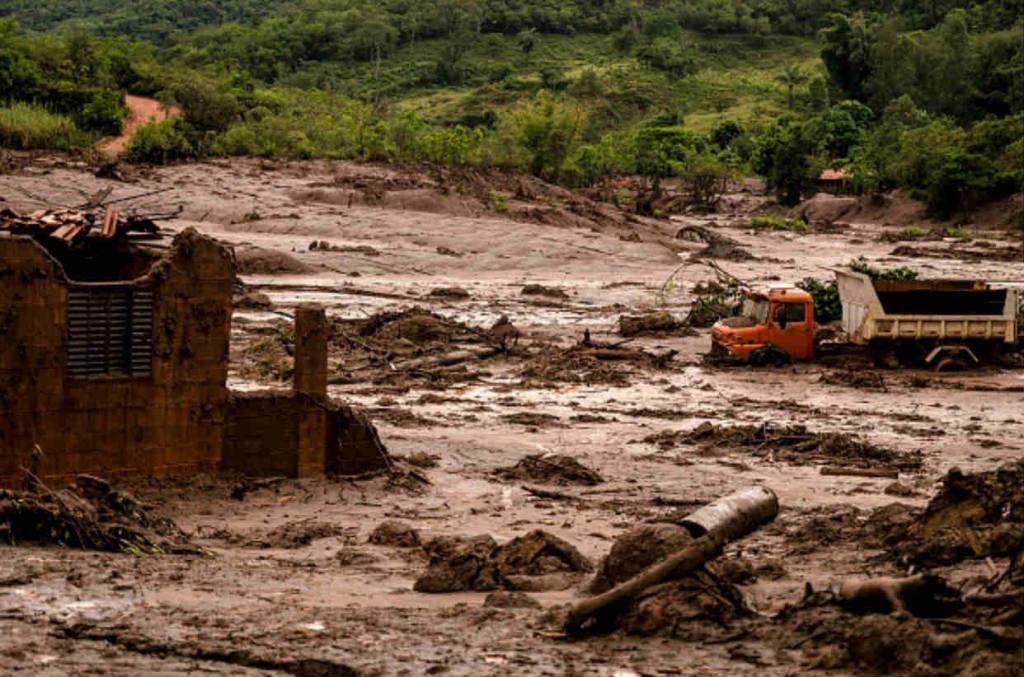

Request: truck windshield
left=741, top=298, right=770, bottom=324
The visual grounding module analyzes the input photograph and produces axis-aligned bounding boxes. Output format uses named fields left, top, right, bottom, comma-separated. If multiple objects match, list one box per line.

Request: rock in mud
left=414, top=530, right=591, bottom=593
left=249, top=519, right=349, bottom=549
left=618, top=311, right=682, bottom=337
left=521, top=284, right=569, bottom=299
left=234, top=245, right=312, bottom=275
left=368, top=520, right=422, bottom=548
left=234, top=290, right=274, bottom=310
left=427, top=287, right=471, bottom=300
left=588, top=525, right=693, bottom=594
left=483, top=591, right=542, bottom=609
left=497, top=453, right=603, bottom=486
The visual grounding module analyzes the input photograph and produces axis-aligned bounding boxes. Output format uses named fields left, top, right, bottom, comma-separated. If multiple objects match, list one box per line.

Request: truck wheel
left=749, top=345, right=791, bottom=367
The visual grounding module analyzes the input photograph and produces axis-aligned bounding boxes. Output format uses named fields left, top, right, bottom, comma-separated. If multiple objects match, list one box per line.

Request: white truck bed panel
left=836, top=271, right=1019, bottom=345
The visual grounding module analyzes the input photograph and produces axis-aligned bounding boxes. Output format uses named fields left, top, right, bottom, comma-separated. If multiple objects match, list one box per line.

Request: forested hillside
left=0, top=0, right=1021, bottom=219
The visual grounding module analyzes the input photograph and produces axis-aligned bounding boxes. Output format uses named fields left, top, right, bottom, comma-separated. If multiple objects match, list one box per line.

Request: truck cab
left=711, top=286, right=815, bottom=364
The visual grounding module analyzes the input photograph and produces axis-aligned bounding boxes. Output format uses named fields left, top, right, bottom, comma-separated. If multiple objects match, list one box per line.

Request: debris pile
left=645, top=421, right=922, bottom=470
left=496, top=454, right=604, bottom=486
left=328, top=308, right=516, bottom=386
left=414, top=530, right=592, bottom=593
left=675, top=224, right=753, bottom=261
left=617, top=311, right=687, bottom=337
left=0, top=205, right=158, bottom=244
left=244, top=519, right=351, bottom=549
left=368, top=520, right=422, bottom=548
left=889, top=461, right=1024, bottom=567
left=0, top=474, right=194, bottom=555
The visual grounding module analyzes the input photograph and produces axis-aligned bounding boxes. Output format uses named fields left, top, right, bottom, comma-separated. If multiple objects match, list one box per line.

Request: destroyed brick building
left=0, top=209, right=387, bottom=487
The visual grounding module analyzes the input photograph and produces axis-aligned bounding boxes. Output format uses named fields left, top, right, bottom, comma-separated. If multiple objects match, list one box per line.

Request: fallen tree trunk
left=563, top=532, right=724, bottom=634
left=820, top=466, right=899, bottom=479
left=395, top=347, right=499, bottom=372
left=564, top=486, right=779, bottom=634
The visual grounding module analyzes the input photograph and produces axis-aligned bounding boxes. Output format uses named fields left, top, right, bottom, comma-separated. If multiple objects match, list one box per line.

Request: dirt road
left=96, top=94, right=179, bottom=156
left=0, top=158, right=1021, bottom=675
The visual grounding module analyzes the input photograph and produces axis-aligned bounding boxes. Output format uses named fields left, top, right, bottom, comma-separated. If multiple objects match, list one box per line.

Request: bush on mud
left=751, top=215, right=808, bottom=232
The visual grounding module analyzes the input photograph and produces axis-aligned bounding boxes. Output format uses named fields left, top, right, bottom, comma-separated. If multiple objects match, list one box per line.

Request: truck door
left=770, top=302, right=814, bottom=360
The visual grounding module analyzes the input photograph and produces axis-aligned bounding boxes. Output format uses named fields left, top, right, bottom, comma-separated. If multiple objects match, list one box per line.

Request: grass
left=751, top=215, right=809, bottom=232
left=0, top=102, right=91, bottom=150
left=899, top=225, right=930, bottom=239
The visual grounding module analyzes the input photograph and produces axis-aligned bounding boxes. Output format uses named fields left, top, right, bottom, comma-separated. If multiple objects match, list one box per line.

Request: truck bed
left=836, top=271, right=1020, bottom=344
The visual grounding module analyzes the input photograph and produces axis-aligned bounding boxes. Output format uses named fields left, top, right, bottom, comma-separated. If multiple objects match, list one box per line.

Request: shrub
left=848, top=256, right=918, bottom=280
left=488, top=191, right=509, bottom=213
left=126, top=119, right=195, bottom=163
left=74, top=90, right=126, bottom=136
left=0, top=103, right=86, bottom=150
left=797, top=278, right=841, bottom=323
left=751, top=215, right=809, bottom=232
left=898, top=225, right=929, bottom=239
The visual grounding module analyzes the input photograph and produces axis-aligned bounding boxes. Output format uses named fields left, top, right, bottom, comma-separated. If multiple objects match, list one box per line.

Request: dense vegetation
left=0, top=0, right=1020, bottom=219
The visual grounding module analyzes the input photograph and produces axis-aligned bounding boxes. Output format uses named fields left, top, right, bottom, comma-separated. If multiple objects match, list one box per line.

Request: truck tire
left=749, top=345, right=791, bottom=367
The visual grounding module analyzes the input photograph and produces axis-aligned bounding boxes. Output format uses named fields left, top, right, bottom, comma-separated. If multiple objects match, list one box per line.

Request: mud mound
left=519, top=348, right=631, bottom=387
left=234, top=290, right=274, bottom=310
left=521, top=284, right=569, bottom=300
left=584, top=525, right=750, bottom=639
left=646, top=421, right=922, bottom=470
left=361, top=309, right=451, bottom=344
left=483, top=591, right=542, bottom=609
left=773, top=600, right=1016, bottom=675
left=246, top=519, right=349, bottom=549
left=0, top=474, right=194, bottom=554
left=618, top=311, right=685, bottom=337
left=234, top=245, right=312, bottom=275
left=368, top=520, right=421, bottom=548
left=427, top=287, right=471, bottom=300
left=588, top=525, right=693, bottom=594
left=676, top=225, right=754, bottom=261
left=790, top=193, right=859, bottom=227
left=891, top=241, right=1024, bottom=262
left=820, top=368, right=886, bottom=390
left=497, top=454, right=603, bottom=486
left=889, top=461, right=1024, bottom=567
left=413, top=530, right=591, bottom=593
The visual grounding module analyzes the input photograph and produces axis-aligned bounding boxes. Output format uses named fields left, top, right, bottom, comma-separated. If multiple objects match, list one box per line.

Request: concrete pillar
left=293, top=304, right=328, bottom=398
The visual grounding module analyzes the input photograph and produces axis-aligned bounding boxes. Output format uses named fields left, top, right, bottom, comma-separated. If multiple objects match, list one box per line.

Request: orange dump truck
left=711, top=273, right=1021, bottom=368
left=710, top=285, right=815, bottom=366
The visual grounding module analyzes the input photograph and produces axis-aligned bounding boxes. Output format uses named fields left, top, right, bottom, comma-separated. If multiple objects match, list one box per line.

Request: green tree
left=776, top=65, right=808, bottom=110
left=820, top=13, right=873, bottom=101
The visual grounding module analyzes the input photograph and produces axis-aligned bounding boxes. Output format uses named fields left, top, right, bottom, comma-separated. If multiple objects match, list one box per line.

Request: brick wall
left=0, top=228, right=233, bottom=487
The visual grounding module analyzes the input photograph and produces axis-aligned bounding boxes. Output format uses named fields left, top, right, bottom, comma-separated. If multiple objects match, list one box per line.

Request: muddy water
left=0, top=159, right=1021, bottom=675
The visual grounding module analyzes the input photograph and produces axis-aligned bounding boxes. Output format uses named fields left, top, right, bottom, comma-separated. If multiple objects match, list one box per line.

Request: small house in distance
left=816, top=168, right=852, bottom=195
left=0, top=210, right=388, bottom=488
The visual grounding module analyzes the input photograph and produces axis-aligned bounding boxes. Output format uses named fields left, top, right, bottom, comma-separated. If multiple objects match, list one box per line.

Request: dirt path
left=96, top=94, right=180, bottom=157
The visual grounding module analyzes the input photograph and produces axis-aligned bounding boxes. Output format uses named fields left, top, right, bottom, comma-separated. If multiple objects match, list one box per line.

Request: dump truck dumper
left=711, top=272, right=1020, bottom=368
left=835, top=271, right=1019, bottom=367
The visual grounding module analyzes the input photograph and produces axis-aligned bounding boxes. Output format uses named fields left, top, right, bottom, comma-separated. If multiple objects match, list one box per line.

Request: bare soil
left=1, top=157, right=1022, bottom=676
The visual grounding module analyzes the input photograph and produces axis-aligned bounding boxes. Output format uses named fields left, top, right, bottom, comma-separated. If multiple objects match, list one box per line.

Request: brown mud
left=1, top=157, right=1022, bottom=675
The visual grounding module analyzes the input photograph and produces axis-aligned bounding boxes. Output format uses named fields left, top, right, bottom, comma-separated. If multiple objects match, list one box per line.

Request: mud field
left=1, top=156, right=1023, bottom=676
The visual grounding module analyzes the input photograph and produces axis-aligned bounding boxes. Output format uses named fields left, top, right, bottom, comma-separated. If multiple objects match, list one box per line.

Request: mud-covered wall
left=0, top=229, right=233, bottom=487
left=223, top=392, right=388, bottom=479
left=223, top=392, right=301, bottom=477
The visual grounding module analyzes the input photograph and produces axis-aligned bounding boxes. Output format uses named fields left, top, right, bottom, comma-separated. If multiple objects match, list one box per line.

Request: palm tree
left=776, top=66, right=808, bottom=110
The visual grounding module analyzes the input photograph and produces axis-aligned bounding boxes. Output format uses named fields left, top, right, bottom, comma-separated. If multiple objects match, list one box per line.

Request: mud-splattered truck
left=711, top=272, right=1020, bottom=368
